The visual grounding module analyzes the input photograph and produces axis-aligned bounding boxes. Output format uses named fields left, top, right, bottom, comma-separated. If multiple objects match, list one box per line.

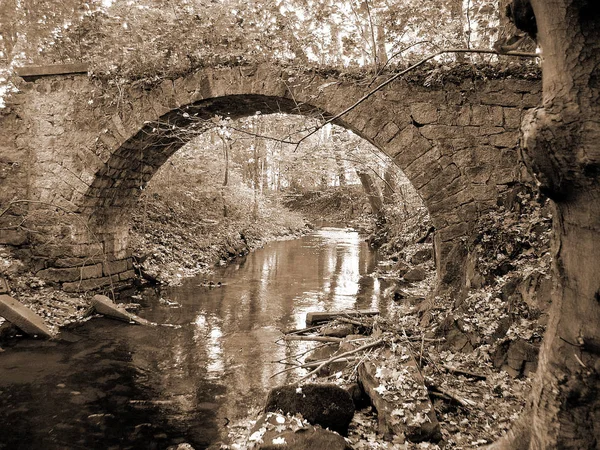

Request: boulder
left=403, top=267, right=428, bottom=282
left=0, top=277, right=9, bottom=294
left=265, top=384, right=355, bottom=435
left=436, top=315, right=478, bottom=352
left=410, top=248, right=433, bottom=265
left=321, top=323, right=355, bottom=338
left=346, top=383, right=371, bottom=410
left=493, top=338, right=540, bottom=378
left=392, top=260, right=410, bottom=276
left=250, top=413, right=352, bottom=450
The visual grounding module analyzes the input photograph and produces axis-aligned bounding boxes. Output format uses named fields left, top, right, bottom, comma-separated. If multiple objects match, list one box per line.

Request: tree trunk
left=489, top=1, right=600, bottom=448
left=335, top=152, right=347, bottom=187
left=376, top=24, right=388, bottom=67
left=356, top=169, right=385, bottom=223
left=382, top=167, right=396, bottom=205
left=450, top=0, right=467, bottom=59
left=219, top=135, right=230, bottom=187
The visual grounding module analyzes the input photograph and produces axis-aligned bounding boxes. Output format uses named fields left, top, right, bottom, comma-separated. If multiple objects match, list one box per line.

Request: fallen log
left=358, top=347, right=441, bottom=443
left=0, top=294, right=54, bottom=338
left=336, top=316, right=373, bottom=327
left=91, top=295, right=156, bottom=326
left=306, top=309, right=379, bottom=325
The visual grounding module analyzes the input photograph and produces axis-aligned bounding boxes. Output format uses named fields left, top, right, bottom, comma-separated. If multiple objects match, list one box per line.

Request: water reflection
left=0, top=227, right=390, bottom=449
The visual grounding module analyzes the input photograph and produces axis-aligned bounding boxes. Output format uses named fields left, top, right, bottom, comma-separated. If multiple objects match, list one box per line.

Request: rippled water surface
left=0, top=227, right=391, bottom=449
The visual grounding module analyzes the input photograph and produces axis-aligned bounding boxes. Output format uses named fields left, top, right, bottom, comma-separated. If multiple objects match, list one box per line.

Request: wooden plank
left=91, top=295, right=155, bottom=326
left=306, top=309, right=379, bottom=325
left=14, top=63, right=89, bottom=78
left=0, top=295, right=54, bottom=338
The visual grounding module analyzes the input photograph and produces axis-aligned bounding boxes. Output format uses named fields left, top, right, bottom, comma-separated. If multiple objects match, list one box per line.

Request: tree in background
left=1, top=0, right=516, bottom=84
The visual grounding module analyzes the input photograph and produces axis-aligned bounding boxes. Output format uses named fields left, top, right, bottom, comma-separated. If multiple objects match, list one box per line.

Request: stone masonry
left=0, top=63, right=541, bottom=291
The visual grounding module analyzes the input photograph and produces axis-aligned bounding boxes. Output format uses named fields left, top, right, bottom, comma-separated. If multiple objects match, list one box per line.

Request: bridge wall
left=0, top=64, right=541, bottom=292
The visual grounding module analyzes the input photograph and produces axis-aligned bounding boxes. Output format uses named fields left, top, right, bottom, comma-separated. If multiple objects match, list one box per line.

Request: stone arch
left=0, top=63, right=540, bottom=291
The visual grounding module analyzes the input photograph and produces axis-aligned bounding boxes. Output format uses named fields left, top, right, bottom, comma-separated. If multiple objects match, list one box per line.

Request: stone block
left=425, top=163, right=461, bottom=192
left=479, top=91, right=522, bottom=107
left=522, top=93, right=540, bottom=108
left=0, top=229, right=28, bottom=246
left=470, top=105, right=503, bottom=126
left=103, top=259, right=129, bottom=276
left=389, top=127, right=432, bottom=168
left=0, top=295, right=54, bottom=338
left=479, top=126, right=505, bottom=136
left=92, top=294, right=153, bottom=325
left=62, top=275, right=117, bottom=292
left=456, top=106, right=471, bottom=126
left=410, top=102, right=438, bottom=124
left=490, top=131, right=520, bottom=148
left=507, top=79, right=541, bottom=94
left=54, top=256, right=105, bottom=268
left=374, top=121, right=400, bottom=144
left=119, top=270, right=136, bottom=281
left=503, top=108, right=522, bottom=129
left=37, top=263, right=103, bottom=283
left=419, top=124, right=457, bottom=140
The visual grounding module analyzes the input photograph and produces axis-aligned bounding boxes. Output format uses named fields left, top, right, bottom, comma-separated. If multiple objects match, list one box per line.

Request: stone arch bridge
left=0, top=63, right=540, bottom=292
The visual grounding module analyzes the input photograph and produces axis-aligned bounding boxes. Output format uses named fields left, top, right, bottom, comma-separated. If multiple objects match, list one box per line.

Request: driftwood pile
left=274, top=309, right=489, bottom=445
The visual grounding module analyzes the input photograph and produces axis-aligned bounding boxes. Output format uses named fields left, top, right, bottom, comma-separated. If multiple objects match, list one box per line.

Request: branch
left=296, top=338, right=384, bottom=383
left=292, top=47, right=538, bottom=150
left=0, top=199, right=77, bottom=219
left=284, top=335, right=344, bottom=343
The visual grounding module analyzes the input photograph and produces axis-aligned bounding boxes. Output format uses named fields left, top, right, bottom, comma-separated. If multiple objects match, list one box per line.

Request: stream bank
left=0, top=193, right=308, bottom=338
left=0, top=187, right=553, bottom=450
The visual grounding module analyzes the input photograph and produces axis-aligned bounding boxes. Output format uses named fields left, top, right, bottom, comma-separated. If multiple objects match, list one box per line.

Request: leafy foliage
left=1, top=0, right=518, bottom=86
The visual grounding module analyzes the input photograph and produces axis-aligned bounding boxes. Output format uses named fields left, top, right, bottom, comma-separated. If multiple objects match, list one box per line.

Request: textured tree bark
left=382, top=167, right=396, bottom=205
left=489, top=1, right=600, bottom=448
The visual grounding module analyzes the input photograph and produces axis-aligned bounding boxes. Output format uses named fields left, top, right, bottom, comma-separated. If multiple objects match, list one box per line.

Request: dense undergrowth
left=282, top=185, right=370, bottom=226
left=130, top=183, right=307, bottom=285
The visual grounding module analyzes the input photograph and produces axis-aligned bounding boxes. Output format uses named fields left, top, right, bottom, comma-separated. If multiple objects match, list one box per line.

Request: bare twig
left=442, top=364, right=487, bottom=381
left=283, top=335, right=344, bottom=343
left=284, top=325, right=323, bottom=335
left=292, top=47, right=538, bottom=151
left=427, top=384, right=477, bottom=408
left=296, top=339, right=384, bottom=383
left=0, top=199, right=76, bottom=218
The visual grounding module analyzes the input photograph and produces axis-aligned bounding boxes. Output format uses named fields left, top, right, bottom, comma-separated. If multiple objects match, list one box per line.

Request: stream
left=0, top=227, right=394, bottom=449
